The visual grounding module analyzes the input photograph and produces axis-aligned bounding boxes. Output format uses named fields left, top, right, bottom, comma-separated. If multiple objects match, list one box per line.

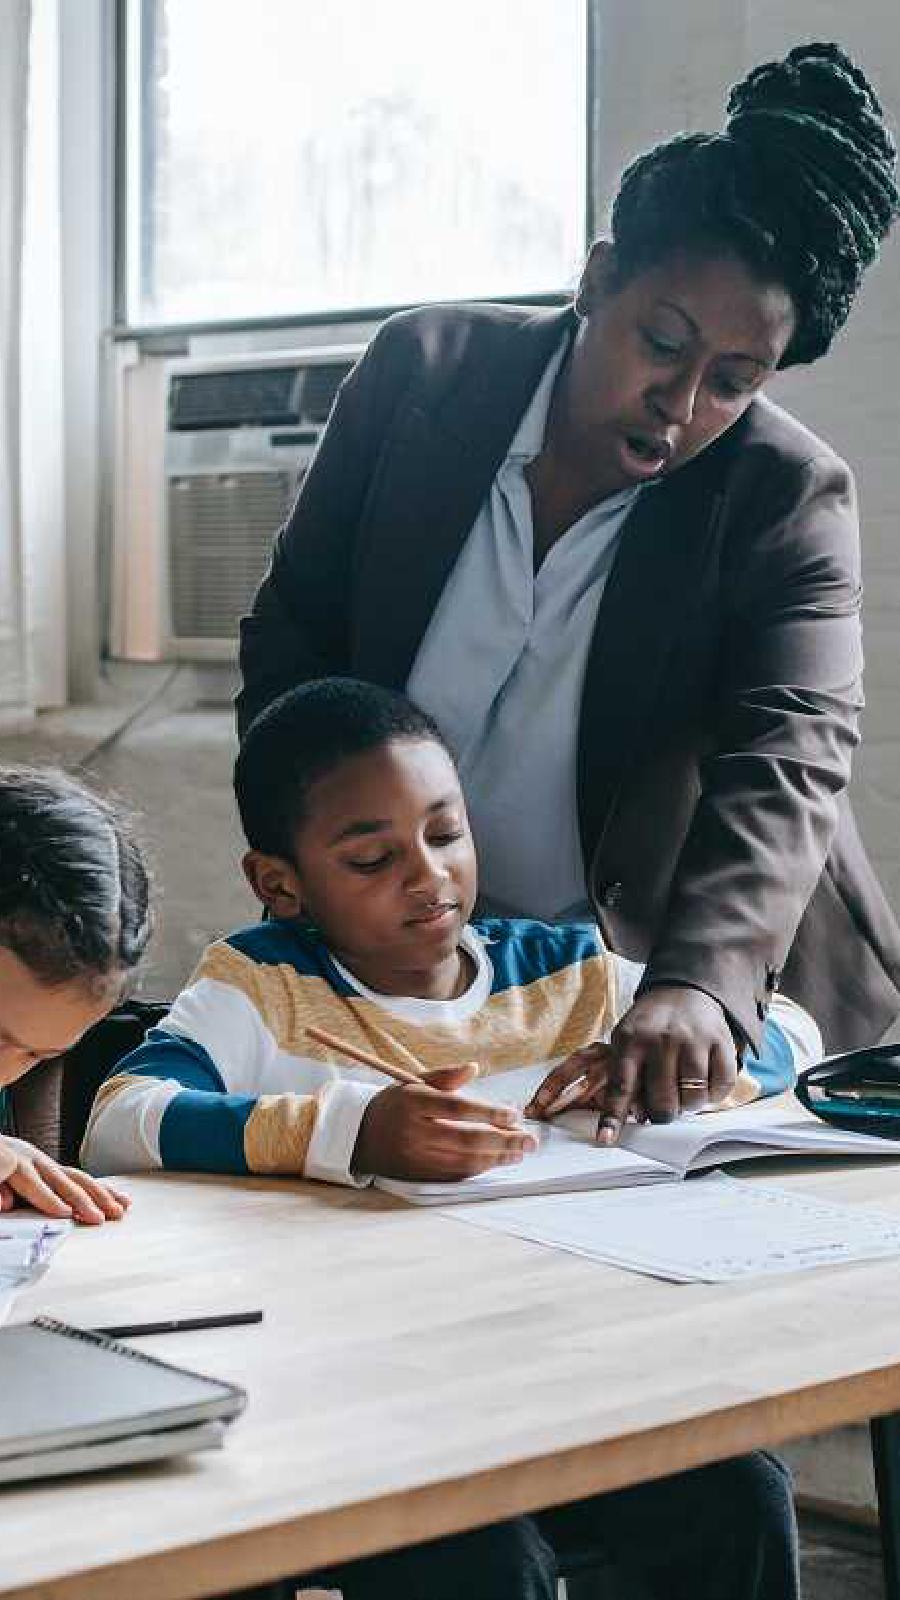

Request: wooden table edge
left=7, top=1361, right=900, bottom=1600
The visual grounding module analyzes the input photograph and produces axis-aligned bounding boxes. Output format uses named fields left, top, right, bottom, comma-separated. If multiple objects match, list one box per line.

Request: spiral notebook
left=0, top=1317, right=246, bottom=1484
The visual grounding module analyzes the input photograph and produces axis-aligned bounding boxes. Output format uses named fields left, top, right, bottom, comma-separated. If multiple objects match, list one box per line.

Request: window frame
left=113, top=0, right=596, bottom=339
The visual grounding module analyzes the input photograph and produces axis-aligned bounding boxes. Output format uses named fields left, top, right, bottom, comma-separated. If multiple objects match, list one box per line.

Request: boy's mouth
left=404, top=902, right=460, bottom=928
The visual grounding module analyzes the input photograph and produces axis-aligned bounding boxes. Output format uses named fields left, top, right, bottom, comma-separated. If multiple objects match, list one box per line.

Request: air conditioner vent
left=168, top=367, right=303, bottom=431
left=168, top=470, right=301, bottom=639
left=300, top=361, right=354, bottom=422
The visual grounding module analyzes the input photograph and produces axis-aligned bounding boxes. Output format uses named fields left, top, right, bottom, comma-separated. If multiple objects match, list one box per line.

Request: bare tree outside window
left=125, top=0, right=586, bottom=325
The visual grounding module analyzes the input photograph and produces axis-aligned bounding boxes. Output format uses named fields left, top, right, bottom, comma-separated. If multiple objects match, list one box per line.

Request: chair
left=57, top=999, right=169, bottom=1163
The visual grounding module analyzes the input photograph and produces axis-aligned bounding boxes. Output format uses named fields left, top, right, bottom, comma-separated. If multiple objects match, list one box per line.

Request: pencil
left=305, top=1024, right=424, bottom=1085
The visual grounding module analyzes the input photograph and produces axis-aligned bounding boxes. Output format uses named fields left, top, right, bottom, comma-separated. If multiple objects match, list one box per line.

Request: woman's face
left=558, top=243, right=797, bottom=498
left=0, top=946, right=115, bottom=1085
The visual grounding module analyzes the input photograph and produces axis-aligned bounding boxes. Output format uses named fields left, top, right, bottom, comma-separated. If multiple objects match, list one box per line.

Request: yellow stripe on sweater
left=194, top=940, right=617, bottom=1078
left=243, top=1093, right=320, bottom=1174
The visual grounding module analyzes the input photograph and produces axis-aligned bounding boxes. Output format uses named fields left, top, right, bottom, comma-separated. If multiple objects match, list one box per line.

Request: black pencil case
left=796, top=1042, right=900, bottom=1138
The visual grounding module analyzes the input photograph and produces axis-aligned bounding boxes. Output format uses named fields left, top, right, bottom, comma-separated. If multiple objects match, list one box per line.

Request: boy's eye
left=347, top=854, right=392, bottom=875
left=430, top=830, right=465, bottom=847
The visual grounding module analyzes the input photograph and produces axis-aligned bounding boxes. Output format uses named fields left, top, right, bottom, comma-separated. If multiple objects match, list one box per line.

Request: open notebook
left=377, top=1063, right=900, bottom=1205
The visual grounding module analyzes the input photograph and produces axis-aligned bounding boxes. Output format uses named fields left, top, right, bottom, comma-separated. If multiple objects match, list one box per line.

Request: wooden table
left=4, top=1160, right=900, bottom=1599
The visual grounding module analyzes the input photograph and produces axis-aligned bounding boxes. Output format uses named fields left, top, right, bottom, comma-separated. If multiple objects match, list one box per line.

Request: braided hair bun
left=609, top=42, right=899, bottom=365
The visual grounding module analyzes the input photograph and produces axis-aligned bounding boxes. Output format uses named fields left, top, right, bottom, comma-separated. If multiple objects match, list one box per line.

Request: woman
left=239, top=42, right=900, bottom=1143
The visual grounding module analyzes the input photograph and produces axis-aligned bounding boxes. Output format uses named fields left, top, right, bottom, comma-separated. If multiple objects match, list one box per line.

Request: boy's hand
left=0, top=1135, right=131, bottom=1225
left=351, top=1064, right=539, bottom=1182
left=525, top=1043, right=616, bottom=1120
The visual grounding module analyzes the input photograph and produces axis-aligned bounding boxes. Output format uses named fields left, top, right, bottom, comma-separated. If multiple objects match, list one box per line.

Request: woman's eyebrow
left=653, top=299, right=771, bottom=367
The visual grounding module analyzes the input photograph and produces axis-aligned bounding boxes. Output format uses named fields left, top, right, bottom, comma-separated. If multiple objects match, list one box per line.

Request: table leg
left=871, top=1414, right=900, bottom=1600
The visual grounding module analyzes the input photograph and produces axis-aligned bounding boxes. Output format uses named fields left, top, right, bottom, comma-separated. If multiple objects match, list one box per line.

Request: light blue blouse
left=407, top=338, right=641, bottom=921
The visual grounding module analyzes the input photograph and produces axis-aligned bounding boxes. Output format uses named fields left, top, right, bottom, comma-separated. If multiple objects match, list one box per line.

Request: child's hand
left=525, top=1043, right=616, bottom=1119
left=352, top=1063, right=539, bottom=1182
left=0, top=1135, right=130, bottom=1225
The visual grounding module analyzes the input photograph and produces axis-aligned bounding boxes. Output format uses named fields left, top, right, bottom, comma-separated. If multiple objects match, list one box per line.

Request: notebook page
left=376, top=1119, right=669, bottom=1204
left=450, top=1171, right=900, bottom=1281
left=618, top=1101, right=900, bottom=1176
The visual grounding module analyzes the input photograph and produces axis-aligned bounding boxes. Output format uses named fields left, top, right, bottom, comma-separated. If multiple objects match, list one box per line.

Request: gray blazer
left=239, top=303, right=900, bottom=1053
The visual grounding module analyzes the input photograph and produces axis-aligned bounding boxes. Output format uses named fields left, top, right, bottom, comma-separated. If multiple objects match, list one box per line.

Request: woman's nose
left=650, top=366, right=703, bottom=426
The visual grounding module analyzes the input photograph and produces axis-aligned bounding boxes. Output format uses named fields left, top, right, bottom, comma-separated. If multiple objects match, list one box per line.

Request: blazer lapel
left=352, top=307, right=577, bottom=688
left=576, top=448, right=728, bottom=863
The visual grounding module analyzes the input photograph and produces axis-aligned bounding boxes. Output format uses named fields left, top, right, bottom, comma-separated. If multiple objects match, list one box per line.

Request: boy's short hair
left=234, top=678, right=451, bottom=857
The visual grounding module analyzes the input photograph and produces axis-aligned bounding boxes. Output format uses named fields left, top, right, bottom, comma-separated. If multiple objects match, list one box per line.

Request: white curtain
left=0, top=0, right=68, bottom=720
left=0, top=2, right=32, bottom=717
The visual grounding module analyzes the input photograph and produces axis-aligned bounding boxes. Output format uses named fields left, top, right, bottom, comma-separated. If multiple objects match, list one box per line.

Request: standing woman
left=239, top=42, right=900, bottom=1140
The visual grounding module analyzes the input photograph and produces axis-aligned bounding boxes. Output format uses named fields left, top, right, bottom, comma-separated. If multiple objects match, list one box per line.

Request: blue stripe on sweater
left=747, top=1018, right=797, bottom=1096
left=159, top=1090, right=255, bottom=1173
left=472, top=918, right=601, bottom=995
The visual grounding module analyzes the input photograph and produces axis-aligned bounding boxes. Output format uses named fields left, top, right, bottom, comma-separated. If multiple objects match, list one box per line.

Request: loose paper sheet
left=0, top=1217, right=72, bottom=1323
left=448, top=1172, right=900, bottom=1282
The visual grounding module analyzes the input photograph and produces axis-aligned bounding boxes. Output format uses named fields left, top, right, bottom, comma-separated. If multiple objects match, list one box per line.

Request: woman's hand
left=587, top=987, right=739, bottom=1144
left=526, top=989, right=739, bottom=1138
left=0, top=1135, right=130, bottom=1224
left=352, top=1063, right=539, bottom=1182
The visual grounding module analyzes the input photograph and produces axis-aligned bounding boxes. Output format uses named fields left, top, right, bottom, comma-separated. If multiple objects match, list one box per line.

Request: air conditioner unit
left=111, top=344, right=364, bottom=662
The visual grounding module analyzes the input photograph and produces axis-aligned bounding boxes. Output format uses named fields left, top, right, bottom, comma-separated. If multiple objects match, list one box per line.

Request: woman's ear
left=242, top=849, right=304, bottom=919
left=574, top=238, right=616, bottom=317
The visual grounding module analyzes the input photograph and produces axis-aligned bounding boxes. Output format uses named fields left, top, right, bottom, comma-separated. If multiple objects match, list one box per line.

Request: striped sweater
left=81, top=917, right=815, bottom=1188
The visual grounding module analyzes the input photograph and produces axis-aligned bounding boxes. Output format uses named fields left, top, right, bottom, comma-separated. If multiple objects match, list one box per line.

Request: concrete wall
left=590, top=0, right=900, bottom=926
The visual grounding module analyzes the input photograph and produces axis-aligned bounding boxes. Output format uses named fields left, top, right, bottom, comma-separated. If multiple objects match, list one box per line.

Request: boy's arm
left=79, top=961, right=384, bottom=1187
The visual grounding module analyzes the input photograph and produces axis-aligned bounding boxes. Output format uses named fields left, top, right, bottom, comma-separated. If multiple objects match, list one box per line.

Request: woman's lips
left=620, top=429, right=673, bottom=477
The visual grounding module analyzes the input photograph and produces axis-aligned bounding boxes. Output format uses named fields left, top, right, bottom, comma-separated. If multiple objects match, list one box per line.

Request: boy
left=81, top=679, right=817, bottom=1187
left=82, top=679, right=811, bottom=1600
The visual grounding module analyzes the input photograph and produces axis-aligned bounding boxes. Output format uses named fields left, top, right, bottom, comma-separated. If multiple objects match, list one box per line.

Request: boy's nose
left=406, top=849, right=448, bottom=894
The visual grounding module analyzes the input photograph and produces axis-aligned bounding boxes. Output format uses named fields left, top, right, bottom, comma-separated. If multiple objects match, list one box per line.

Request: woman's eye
left=430, top=830, right=464, bottom=847
left=710, top=373, right=751, bottom=401
left=642, top=329, right=682, bottom=358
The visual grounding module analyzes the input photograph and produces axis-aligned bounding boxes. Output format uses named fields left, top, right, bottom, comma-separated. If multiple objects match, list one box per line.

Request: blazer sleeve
left=641, top=446, right=864, bottom=1050
left=236, top=319, right=412, bottom=737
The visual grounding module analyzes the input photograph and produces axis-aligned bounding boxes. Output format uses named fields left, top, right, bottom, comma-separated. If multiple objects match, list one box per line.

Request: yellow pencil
left=305, top=1024, right=424, bottom=1086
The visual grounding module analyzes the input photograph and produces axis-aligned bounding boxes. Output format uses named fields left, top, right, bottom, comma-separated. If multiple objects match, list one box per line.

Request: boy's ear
left=242, top=849, right=305, bottom=919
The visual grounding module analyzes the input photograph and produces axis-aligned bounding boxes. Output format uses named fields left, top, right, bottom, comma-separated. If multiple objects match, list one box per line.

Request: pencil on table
left=305, top=1024, right=424, bottom=1085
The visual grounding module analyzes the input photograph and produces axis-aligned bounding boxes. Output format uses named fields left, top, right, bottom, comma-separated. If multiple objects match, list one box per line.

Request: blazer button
left=597, top=880, right=623, bottom=909
left=765, top=965, right=782, bottom=993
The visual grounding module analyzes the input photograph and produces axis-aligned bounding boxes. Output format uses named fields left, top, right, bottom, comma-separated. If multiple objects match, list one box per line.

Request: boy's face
left=0, top=947, right=115, bottom=1084
left=246, top=738, right=478, bottom=993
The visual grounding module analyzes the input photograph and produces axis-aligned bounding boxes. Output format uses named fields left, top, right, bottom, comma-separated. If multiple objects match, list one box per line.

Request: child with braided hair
left=0, top=766, right=152, bottom=1223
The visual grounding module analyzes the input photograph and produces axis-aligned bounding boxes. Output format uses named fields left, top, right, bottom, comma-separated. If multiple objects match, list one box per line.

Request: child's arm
left=80, top=944, right=534, bottom=1187
left=0, top=1134, right=129, bottom=1224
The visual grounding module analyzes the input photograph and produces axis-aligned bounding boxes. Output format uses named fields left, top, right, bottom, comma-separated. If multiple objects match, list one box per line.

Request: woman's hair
left=235, top=678, right=452, bottom=858
left=0, top=767, right=152, bottom=991
left=608, top=41, right=899, bottom=365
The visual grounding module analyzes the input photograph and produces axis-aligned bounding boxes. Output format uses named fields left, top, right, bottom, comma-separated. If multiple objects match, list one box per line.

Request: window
left=121, top=0, right=588, bottom=327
